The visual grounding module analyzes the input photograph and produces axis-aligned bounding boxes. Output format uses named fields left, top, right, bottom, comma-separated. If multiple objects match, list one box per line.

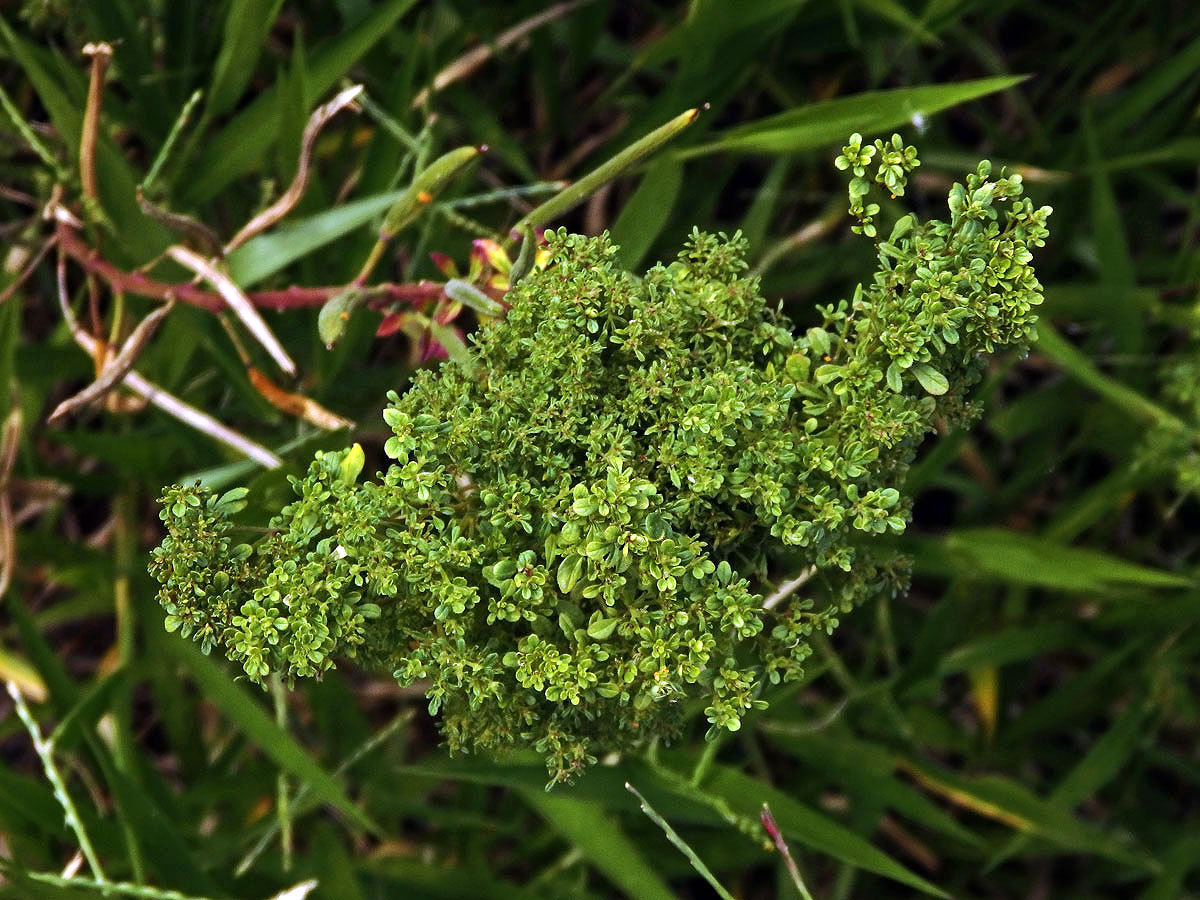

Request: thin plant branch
left=625, top=782, right=736, bottom=900
left=0, top=232, right=58, bottom=305
left=141, top=89, right=203, bottom=196
left=47, top=300, right=175, bottom=424
left=225, top=85, right=364, bottom=254
left=270, top=675, right=294, bottom=872
left=0, top=84, right=68, bottom=180
left=56, top=252, right=282, bottom=468
left=6, top=682, right=108, bottom=884
left=56, top=222, right=444, bottom=311
left=760, top=803, right=816, bottom=900
left=762, top=565, right=817, bottom=611
left=165, top=244, right=297, bottom=376
left=412, top=1, right=593, bottom=108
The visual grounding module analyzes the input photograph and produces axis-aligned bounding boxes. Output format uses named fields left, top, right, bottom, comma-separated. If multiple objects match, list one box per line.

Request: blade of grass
left=226, top=189, right=407, bottom=286
left=1034, top=321, right=1191, bottom=435
left=1139, top=833, right=1200, bottom=900
left=895, top=757, right=1154, bottom=869
left=989, top=699, right=1155, bottom=869
left=682, top=76, right=1027, bottom=157
left=182, top=0, right=419, bottom=203
left=687, top=764, right=949, bottom=897
left=609, top=157, right=683, bottom=269
left=205, top=0, right=286, bottom=119
left=6, top=683, right=107, bottom=883
left=524, top=787, right=679, bottom=900
left=922, top=528, right=1194, bottom=591
left=156, top=636, right=380, bottom=836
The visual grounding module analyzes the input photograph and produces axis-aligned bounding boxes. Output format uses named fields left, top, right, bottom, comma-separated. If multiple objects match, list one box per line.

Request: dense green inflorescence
left=150, top=137, right=1050, bottom=784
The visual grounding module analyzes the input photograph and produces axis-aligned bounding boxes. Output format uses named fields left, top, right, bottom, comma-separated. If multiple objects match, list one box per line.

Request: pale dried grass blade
left=56, top=252, right=282, bottom=469
left=412, top=1, right=591, bottom=108
left=166, top=244, right=297, bottom=375
left=224, top=85, right=365, bottom=253
left=247, top=367, right=354, bottom=431
left=47, top=300, right=175, bottom=424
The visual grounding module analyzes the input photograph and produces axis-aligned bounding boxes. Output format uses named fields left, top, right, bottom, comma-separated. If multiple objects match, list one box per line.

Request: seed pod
left=380, top=145, right=482, bottom=239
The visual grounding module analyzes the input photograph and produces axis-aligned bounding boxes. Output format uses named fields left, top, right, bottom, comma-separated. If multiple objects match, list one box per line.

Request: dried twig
left=165, top=244, right=297, bottom=376
left=0, top=406, right=20, bottom=599
left=0, top=232, right=58, bottom=305
left=249, top=368, right=353, bottom=431
left=225, top=85, right=365, bottom=253
left=55, top=251, right=282, bottom=469
left=47, top=300, right=175, bottom=425
left=136, top=187, right=224, bottom=256
left=413, top=1, right=592, bottom=108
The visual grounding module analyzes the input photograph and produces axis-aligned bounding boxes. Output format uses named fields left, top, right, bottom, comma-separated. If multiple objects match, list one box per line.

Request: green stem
left=6, top=682, right=108, bottom=885
left=270, top=675, right=294, bottom=871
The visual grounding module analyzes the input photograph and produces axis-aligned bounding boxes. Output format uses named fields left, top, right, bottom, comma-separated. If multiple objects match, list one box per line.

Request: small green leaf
left=911, top=363, right=948, bottom=395
left=557, top=555, right=584, bottom=594
left=215, top=486, right=250, bottom=514
left=587, top=614, right=618, bottom=641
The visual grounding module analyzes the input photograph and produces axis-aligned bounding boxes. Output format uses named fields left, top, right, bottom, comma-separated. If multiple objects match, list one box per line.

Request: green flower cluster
left=150, top=137, right=1050, bottom=785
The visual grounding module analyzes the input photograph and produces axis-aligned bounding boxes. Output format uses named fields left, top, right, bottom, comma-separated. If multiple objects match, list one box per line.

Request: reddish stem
left=56, top=223, right=447, bottom=312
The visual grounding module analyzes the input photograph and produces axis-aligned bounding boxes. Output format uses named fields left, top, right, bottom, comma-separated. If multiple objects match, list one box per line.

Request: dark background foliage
left=2, top=1, right=1200, bottom=897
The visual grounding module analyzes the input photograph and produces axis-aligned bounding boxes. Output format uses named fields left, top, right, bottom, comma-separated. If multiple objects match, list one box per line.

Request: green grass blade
left=684, top=76, right=1026, bottom=157
left=620, top=783, right=734, bottom=900
left=524, top=788, right=679, bottom=900
left=182, top=0, right=419, bottom=203
left=925, top=528, right=1194, bottom=591
left=1034, top=322, right=1188, bottom=433
left=897, top=758, right=1154, bottom=870
left=990, top=700, right=1155, bottom=869
left=515, top=107, right=701, bottom=234
left=759, top=727, right=985, bottom=849
left=226, top=188, right=408, bottom=284
left=158, top=637, right=380, bottom=835
left=932, top=624, right=1081, bottom=677
left=695, top=765, right=950, bottom=897
left=206, top=0, right=287, bottom=119
left=610, top=157, right=683, bottom=269
left=1139, top=833, right=1200, bottom=900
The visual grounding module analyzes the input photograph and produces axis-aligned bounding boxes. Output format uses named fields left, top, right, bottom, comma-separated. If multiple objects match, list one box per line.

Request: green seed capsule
left=381, top=145, right=482, bottom=238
